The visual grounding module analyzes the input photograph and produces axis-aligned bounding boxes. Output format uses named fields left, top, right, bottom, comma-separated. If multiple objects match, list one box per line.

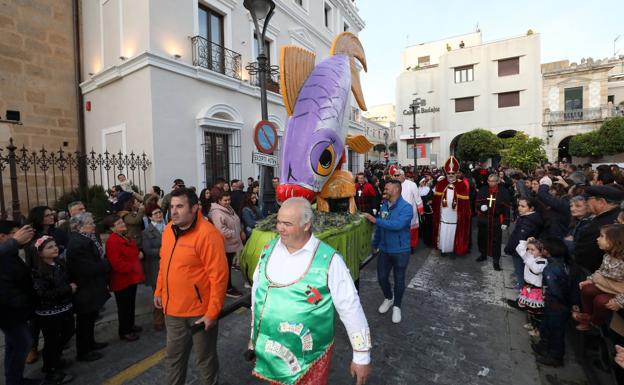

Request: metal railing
left=0, top=138, right=151, bottom=220
left=247, top=62, right=280, bottom=93
left=544, top=106, right=617, bottom=124
left=191, top=36, right=242, bottom=80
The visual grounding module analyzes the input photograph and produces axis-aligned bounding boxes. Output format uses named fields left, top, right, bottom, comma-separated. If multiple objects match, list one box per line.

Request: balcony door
left=564, top=87, right=583, bottom=120
left=198, top=5, right=224, bottom=73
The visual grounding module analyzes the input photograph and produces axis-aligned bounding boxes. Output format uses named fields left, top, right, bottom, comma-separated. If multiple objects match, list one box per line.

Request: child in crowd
left=574, top=224, right=624, bottom=331
left=32, top=235, right=77, bottom=384
left=532, top=237, right=571, bottom=367
left=515, top=238, right=547, bottom=335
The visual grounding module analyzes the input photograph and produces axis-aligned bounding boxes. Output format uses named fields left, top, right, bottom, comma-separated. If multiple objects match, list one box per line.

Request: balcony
left=191, top=36, right=241, bottom=80
left=247, top=62, right=280, bottom=93
left=544, top=105, right=617, bottom=125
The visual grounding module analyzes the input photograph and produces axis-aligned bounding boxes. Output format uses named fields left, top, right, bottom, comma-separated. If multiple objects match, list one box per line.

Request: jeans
left=377, top=251, right=410, bottom=308
left=512, top=253, right=525, bottom=290
left=1, top=321, right=33, bottom=385
left=539, top=308, right=570, bottom=359
left=114, top=284, right=138, bottom=337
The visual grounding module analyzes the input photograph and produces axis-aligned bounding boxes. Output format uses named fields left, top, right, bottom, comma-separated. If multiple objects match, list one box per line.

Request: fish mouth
left=277, top=184, right=317, bottom=203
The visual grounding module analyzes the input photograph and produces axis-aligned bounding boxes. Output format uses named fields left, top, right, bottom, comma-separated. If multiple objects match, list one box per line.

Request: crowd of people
left=5, top=159, right=624, bottom=384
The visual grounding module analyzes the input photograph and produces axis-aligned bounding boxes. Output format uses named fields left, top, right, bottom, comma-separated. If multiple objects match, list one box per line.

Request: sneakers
left=378, top=298, right=394, bottom=314
left=226, top=287, right=243, bottom=298
left=392, top=307, right=402, bottom=323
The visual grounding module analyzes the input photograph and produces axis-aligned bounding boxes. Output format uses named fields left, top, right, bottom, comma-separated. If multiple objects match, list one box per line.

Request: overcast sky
left=357, top=0, right=623, bottom=108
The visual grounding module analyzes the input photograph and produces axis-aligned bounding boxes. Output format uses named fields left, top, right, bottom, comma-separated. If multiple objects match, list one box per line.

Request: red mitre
left=443, top=156, right=460, bottom=174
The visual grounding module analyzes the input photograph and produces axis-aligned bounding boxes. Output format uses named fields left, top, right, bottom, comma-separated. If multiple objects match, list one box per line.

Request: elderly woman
left=103, top=214, right=144, bottom=342
left=66, top=212, right=110, bottom=362
left=142, top=206, right=165, bottom=330
left=209, top=190, right=244, bottom=298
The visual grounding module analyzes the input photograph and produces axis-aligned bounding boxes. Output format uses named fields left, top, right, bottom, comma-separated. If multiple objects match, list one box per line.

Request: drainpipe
left=72, top=0, right=88, bottom=190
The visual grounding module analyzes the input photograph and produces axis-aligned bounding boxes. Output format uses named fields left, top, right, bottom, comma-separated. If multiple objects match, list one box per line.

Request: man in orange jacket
left=154, top=188, right=228, bottom=385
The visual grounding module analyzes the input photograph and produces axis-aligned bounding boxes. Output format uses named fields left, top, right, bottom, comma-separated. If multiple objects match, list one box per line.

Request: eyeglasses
left=393, top=174, right=401, bottom=177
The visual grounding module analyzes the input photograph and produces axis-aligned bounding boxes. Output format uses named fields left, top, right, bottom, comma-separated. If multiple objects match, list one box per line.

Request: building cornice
left=543, top=63, right=615, bottom=78
left=80, top=51, right=285, bottom=106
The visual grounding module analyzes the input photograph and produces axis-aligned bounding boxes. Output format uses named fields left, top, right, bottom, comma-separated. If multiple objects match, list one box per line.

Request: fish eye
left=311, top=141, right=336, bottom=177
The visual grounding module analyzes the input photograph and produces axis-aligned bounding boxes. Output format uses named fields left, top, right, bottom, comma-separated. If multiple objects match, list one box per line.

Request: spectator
left=362, top=179, right=413, bottom=324
left=246, top=177, right=254, bottom=193
left=537, top=182, right=571, bottom=239
left=117, top=195, right=145, bottom=249
left=142, top=205, right=165, bottom=330
left=32, top=235, right=76, bottom=384
left=161, top=179, right=185, bottom=222
left=240, top=192, right=264, bottom=238
left=0, top=222, right=40, bottom=385
left=514, top=238, right=547, bottom=332
left=154, top=187, right=228, bottom=385
left=103, top=214, right=144, bottom=342
left=199, top=188, right=212, bottom=218
left=209, top=190, right=244, bottom=298
left=66, top=213, right=110, bottom=362
left=394, top=169, right=424, bottom=250
left=152, top=186, right=164, bottom=203
left=117, top=173, right=143, bottom=201
left=58, top=201, right=86, bottom=235
left=354, top=172, right=377, bottom=215
left=563, top=195, right=593, bottom=256
left=229, top=179, right=246, bottom=214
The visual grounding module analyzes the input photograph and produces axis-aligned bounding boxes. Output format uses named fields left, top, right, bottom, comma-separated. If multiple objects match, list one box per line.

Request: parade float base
left=240, top=212, right=373, bottom=284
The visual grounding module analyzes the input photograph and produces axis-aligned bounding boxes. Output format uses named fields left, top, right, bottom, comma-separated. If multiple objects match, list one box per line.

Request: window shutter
left=498, top=57, right=519, bottom=76
left=455, top=97, right=474, bottom=112
left=498, top=91, right=520, bottom=108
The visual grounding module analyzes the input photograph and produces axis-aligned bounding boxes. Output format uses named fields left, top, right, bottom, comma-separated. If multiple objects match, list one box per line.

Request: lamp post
left=383, top=129, right=389, bottom=166
left=403, top=98, right=426, bottom=172
left=244, top=0, right=277, bottom=210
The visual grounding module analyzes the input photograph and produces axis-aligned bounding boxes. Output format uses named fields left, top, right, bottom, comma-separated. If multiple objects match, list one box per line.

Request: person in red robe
left=431, top=156, right=472, bottom=256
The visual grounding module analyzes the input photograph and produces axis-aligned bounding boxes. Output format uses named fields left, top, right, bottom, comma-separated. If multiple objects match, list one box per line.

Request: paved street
left=6, top=231, right=591, bottom=385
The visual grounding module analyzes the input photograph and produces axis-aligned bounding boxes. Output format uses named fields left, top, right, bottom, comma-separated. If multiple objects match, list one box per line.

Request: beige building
left=362, top=103, right=396, bottom=128
left=0, top=0, right=80, bottom=150
left=542, top=57, right=622, bottom=161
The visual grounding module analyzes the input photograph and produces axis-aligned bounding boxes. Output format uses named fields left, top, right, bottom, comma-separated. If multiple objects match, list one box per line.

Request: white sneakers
left=392, top=306, right=401, bottom=323
left=378, top=298, right=394, bottom=314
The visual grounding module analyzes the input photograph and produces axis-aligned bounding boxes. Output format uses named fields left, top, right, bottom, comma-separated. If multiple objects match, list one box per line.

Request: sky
left=357, top=0, right=624, bottom=108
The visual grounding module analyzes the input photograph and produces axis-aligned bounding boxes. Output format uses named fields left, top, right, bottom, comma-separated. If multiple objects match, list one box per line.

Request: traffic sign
left=253, top=120, right=278, bottom=155
left=252, top=151, right=278, bottom=167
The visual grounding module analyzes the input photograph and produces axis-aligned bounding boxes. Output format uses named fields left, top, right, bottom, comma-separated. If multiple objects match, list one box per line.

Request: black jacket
left=504, top=212, right=543, bottom=256
left=66, top=233, right=111, bottom=313
left=537, top=184, right=571, bottom=239
left=0, top=239, right=37, bottom=328
left=574, top=207, right=620, bottom=273
left=32, top=258, right=74, bottom=315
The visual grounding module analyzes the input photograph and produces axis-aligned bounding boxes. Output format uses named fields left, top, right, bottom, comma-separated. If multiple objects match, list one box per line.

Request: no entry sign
left=253, top=120, right=278, bottom=155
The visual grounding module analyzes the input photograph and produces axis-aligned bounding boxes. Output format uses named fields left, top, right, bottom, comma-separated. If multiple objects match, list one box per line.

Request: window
left=324, top=3, right=332, bottom=29
left=350, top=107, right=361, bottom=122
left=343, top=22, right=349, bottom=32
left=454, top=65, right=474, bottom=83
left=418, top=56, right=430, bottom=66
left=198, top=5, right=225, bottom=72
left=349, top=150, right=361, bottom=174
left=498, top=91, right=520, bottom=108
left=608, top=95, right=615, bottom=104
left=498, top=57, right=519, bottom=76
left=294, top=0, right=303, bottom=6
left=252, top=33, right=271, bottom=64
left=203, top=131, right=230, bottom=187
left=455, top=97, right=474, bottom=112
left=564, top=87, right=583, bottom=120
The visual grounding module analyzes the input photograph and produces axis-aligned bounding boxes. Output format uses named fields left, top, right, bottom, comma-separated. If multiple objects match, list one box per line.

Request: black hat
left=583, top=185, right=624, bottom=202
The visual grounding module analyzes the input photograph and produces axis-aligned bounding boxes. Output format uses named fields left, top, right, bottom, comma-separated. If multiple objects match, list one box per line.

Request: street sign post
left=253, top=120, right=279, bottom=155
left=252, top=151, right=278, bottom=167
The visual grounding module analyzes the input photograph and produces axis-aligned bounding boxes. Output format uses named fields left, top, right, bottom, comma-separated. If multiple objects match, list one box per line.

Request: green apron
left=252, top=238, right=336, bottom=384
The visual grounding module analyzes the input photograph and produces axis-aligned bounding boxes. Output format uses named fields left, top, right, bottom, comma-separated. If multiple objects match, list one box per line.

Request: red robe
left=431, top=178, right=472, bottom=255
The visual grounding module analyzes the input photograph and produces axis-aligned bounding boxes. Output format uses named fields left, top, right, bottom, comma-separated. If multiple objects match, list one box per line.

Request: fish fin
left=350, top=58, right=367, bottom=111
left=316, top=196, right=329, bottom=213
left=319, top=170, right=356, bottom=199
left=349, top=197, right=357, bottom=214
left=346, top=134, right=374, bottom=154
left=280, top=45, right=316, bottom=116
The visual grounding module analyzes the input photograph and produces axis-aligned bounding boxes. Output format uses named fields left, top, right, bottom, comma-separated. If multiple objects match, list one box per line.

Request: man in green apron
left=249, top=197, right=372, bottom=385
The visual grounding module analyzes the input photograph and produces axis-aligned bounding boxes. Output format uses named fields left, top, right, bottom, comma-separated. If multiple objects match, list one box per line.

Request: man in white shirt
left=249, top=197, right=371, bottom=385
left=393, top=169, right=423, bottom=251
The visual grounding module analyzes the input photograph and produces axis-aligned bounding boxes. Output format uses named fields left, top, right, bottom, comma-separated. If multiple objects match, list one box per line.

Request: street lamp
left=383, top=129, right=389, bottom=165
left=403, top=98, right=426, bottom=172
left=244, top=0, right=277, bottom=211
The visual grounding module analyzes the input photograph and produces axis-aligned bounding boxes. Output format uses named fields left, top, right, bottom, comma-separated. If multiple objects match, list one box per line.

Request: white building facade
left=79, top=0, right=365, bottom=190
left=395, top=31, right=542, bottom=167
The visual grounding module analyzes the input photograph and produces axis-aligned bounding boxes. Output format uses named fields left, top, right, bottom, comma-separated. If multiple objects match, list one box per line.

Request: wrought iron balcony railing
left=544, top=106, right=617, bottom=124
left=191, top=36, right=241, bottom=80
left=247, top=62, right=280, bottom=93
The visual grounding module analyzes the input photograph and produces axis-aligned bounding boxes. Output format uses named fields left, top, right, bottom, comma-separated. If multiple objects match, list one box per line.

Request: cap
left=583, top=185, right=624, bottom=202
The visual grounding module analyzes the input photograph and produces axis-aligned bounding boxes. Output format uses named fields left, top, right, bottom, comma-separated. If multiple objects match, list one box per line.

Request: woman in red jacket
left=103, top=214, right=145, bottom=342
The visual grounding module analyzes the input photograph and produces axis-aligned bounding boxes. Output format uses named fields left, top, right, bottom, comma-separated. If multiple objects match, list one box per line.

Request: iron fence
left=545, top=106, right=617, bottom=124
left=0, top=138, right=151, bottom=220
left=191, top=35, right=242, bottom=80
left=247, top=62, right=280, bottom=93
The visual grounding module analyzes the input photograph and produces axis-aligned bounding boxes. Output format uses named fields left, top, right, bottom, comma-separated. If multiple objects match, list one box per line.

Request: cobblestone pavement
left=6, top=231, right=591, bottom=385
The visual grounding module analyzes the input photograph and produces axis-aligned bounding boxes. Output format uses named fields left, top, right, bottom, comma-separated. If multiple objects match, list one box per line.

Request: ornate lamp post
left=244, top=0, right=277, bottom=210
left=383, top=129, right=389, bottom=165
left=403, top=98, right=426, bottom=171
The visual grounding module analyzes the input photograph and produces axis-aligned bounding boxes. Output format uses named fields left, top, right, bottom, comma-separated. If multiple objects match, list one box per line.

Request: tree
left=569, top=117, right=624, bottom=157
left=499, top=132, right=547, bottom=173
left=455, top=129, right=502, bottom=162
left=373, top=143, right=386, bottom=154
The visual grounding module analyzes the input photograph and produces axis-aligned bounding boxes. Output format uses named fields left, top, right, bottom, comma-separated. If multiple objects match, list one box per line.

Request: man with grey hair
left=249, top=197, right=371, bottom=385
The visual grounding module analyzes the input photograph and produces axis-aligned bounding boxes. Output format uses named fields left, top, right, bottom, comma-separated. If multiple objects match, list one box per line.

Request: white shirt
left=401, top=179, right=423, bottom=228
left=516, top=240, right=548, bottom=287
left=252, top=235, right=371, bottom=365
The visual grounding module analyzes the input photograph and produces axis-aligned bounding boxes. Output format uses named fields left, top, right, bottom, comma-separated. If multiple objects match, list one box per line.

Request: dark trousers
left=512, top=253, right=525, bottom=290
left=39, top=311, right=75, bottom=372
left=581, top=282, right=615, bottom=326
left=477, top=219, right=502, bottom=262
left=538, top=308, right=569, bottom=359
left=75, top=311, right=98, bottom=357
left=28, top=317, right=40, bottom=350
left=114, top=284, right=137, bottom=337
left=1, top=321, right=32, bottom=385
left=226, top=252, right=235, bottom=290
left=377, top=251, right=410, bottom=308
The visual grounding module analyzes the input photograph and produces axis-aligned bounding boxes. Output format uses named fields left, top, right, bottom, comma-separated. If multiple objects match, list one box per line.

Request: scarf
left=151, top=221, right=165, bottom=233
left=80, top=232, right=104, bottom=259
